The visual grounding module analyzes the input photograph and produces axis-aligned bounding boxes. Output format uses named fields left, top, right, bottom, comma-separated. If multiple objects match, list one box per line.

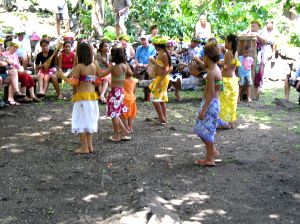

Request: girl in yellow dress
left=218, top=34, right=240, bottom=129
left=148, top=36, right=171, bottom=124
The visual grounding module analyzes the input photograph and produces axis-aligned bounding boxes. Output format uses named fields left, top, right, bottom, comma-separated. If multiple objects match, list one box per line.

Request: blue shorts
left=239, top=76, right=253, bottom=86
left=0, top=73, right=8, bottom=80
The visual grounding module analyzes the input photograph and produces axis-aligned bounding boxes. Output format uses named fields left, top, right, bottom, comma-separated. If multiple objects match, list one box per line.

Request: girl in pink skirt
left=99, top=48, right=132, bottom=142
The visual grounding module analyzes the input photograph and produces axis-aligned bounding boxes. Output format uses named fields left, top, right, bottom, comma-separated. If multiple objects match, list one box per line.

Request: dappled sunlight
left=16, top=131, right=50, bottom=137
left=155, top=154, right=173, bottom=159
left=259, top=123, right=271, bottom=130
left=172, top=133, right=182, bottom=136
left=161, top=147, right=173, bottom=151
left=194, top=144, right=203, bottom=148
left=37, top=116, right=52, bottom=122
left=63, top=120, right=71, bottom=125
left=191, top=209, right=227, bottom=222
left=82, top=192, right=108, bottom=203
left=237, top=123, right=250, bottom=129
left=1, top=143, right=17, bottom=150
left=9, top=148, right=24, bottom=154
left=50, top=126, right=65, bottom=131
left=100, top=115, right=111, bottom=120
left=83, top=194, right=99, bottom=203
left=293, top=193, right=300, bottom=201
left=1, top=143, right=24, bottom=153
left=269, top=214, right=280, bottom=219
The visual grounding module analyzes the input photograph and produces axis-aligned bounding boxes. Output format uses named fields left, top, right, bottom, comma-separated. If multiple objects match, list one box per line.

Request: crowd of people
left=0, top=13, right=299, bottom=165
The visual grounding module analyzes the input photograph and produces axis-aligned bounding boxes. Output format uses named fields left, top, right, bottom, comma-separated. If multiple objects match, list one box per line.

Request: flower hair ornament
left=152, top=36, right=169, bottom=46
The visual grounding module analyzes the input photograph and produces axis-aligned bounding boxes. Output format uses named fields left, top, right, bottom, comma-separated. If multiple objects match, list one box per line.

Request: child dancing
left=99, top=48, right=132, bottom=142
left=71, top=42, right=100, bottom=154
left=194, top=42, right=222, bottom=166
left=148, top=36, right=171, bottom=124
left=121, top=72, right=138, bottom=133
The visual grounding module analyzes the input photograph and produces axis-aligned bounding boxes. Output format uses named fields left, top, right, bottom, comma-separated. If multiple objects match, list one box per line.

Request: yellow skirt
left=219, top=76, right=239, bottom=122
left=149, top=75, right=169, bottom=102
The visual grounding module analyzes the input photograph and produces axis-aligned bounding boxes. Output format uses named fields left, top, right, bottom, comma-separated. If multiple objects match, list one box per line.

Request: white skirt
left=72, top=100, right=99, bottom=134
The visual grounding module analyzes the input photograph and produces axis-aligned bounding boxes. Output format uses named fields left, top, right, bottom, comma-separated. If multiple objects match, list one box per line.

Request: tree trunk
left=92, top=0, right=104, bottom=37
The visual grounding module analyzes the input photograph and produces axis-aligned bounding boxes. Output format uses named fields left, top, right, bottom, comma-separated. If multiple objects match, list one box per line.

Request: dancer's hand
left=198, top=110, right=206, bottom=120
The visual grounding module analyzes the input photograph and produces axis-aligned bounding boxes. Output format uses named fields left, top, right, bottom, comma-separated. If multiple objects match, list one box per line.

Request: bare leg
left=284, top=78, right=290, bottom=101
left=100, top=79, right=108, bottom=102
left=74, top=133, right=89, bottom=154
left=246, top=86, right=252, bottom=102
left=238, top=85, right=242, bottom=102
left=7, top=69, right=20, bottom=92
left=43, top=75, right=51, bottom=94
left=195, top=138, right=216, bottom=166
left=63, top=19, right=70, bottom=32
left=56, top=20, right=61, bottom=36
left=116, top=24, right=121, bottom=39
left=86, top=133, right=93, bottom=153
left=120, top=115, right=130, bottom=131
left=111, top=117, right=121, bottom=141
left=51, top=75, right=62, bottom=98
left=174, top=80, right=181, bottom=101
left=153, top=102, right=166, bottom=123
left=160, top=102, right=167, bottom=123
left=37, top=73, right=45, bottom=94
left=128, top=117, right=133, bottom=132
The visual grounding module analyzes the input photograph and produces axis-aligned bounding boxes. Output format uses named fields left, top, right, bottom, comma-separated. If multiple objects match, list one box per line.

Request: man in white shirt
left=14, top=31, right=32, bottom=70
left=195, top=14, right=211, bottom=44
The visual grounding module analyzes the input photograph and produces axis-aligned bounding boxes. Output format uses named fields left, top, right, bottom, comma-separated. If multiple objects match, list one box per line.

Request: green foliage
left=79, top=8, right=92, bottom=34
left=75, top=0, right=298, bottom=47
left=103, top=26, right=116, bottom=41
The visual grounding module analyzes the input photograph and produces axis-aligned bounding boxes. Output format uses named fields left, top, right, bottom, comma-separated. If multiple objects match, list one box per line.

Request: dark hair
left=63, top=40, right=72, bottom=47
left=204, top=42, right=220, bottom=63
left=111, top=47, right=126, bottom=64
left=244, top=45, right=250, bottom=51
left=40, top=39, right=50, bottom=46
left=226, top=34, right=238, bottom=56
left=76, top=42, right=93, bottom=66
left=150, top=25, right=158, bottom=31
left=154, top=44, right=171, bottom=67
left=208, top=37, right=217, bottom=44
left=99, top=41, right=108, bottom=53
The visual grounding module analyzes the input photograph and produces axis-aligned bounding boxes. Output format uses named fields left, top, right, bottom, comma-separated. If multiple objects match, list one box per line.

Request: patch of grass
left=293, top=144, right=300, bottom=151
left=223, top=157, right=238, bottom=164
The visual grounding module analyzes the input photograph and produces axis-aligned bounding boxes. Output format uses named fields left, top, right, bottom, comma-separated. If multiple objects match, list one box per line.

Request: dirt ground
left=0, top=86, right=299, bottom=224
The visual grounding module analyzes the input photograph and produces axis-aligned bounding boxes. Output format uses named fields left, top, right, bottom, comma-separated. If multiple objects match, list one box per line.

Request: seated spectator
left=167, top=40, right=183, bottom=101
left=95, top=41, right=111, bottom=103
left=133, top=35, right=156, bottom=78
left=195, top=14, right=212, bottom=44
left=35, top=39, right=63, bottom=99
left=2, top=41, right=40, bottom=102
left=285, top=63, right=300, bottom=104
left=0, top=45, right=25, bottom=105
left=57, top=40, right=75, bottom=78
left=14, top=31, right=32, bottom=70
left=119, top=35, right=135, bottom=64
left=176, top=36, right=201, bottom=78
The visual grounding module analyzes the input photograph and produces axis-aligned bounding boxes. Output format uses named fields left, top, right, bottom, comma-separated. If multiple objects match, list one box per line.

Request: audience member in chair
left=285, top=64, right=300, bottom=104
left=35, top=39, right=63, bottom=99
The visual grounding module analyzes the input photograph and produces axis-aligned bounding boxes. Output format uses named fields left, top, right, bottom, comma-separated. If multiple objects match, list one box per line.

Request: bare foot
left=88, top=146, right=94, bottom=153
left=194, top=159, right=216, bottom=166
left=108, top=136, right=121, bottom=142
left=213, top=147, right=220, bottom=158
left=247, top=98, right=252, bottom=103
left=74, top=148, right=89, bottom=154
